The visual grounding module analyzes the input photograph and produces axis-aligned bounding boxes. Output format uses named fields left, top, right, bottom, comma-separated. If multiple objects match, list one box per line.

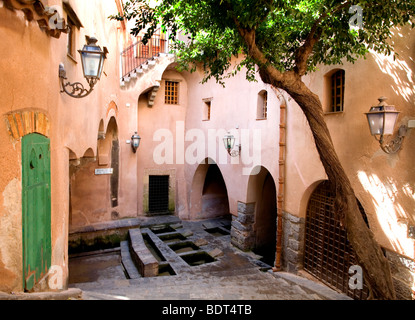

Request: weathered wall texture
left=0, top=0, right=413, bottom=298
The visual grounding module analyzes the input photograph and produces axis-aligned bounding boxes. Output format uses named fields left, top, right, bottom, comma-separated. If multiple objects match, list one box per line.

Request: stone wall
left=230, top=202, right=256, bottom=251
left=281, top=211, right=305, bottom=273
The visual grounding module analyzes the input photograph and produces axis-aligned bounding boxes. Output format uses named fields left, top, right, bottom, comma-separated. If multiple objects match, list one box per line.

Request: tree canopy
left=111, top=0, right=414, bottom=85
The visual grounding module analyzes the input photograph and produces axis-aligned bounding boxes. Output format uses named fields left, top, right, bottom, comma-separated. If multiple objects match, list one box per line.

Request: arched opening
left=303, top=180, right=370, bottom=300
left=69, top=117, right=119, bottom=229
left=201, top=164, right=230, bottom=220
left=252, top=170, right=277, bottom=266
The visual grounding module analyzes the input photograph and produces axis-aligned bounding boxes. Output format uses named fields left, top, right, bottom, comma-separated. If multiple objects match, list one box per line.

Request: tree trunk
left=281, top=82, right=396, bottom=300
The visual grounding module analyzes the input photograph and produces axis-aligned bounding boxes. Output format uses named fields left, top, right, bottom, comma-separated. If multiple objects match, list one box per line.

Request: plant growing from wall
left=110, top=0, right=415, bottom=299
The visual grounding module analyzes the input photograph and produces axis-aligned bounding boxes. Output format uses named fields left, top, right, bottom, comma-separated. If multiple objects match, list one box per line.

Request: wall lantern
left=131, top=132, right=141, bottom=153
left=59, top=36, right=108, bottom=98
left=365, top=97, right=413, bottom=154
left=223, top=132, right=241, bottom=157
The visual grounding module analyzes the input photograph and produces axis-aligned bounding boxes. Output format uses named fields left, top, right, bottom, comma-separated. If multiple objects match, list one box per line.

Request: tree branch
left=232, top=15, right=301, bottom=90
left=294, top=1, right=353, bottom=76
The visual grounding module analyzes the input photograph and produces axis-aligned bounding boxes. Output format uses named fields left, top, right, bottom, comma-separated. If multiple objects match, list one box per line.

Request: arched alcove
left=69, top=116, right=120, bottom=229
left=189, top=158, right=230, bottom=220
left=246, top=166, right=277, bottom=265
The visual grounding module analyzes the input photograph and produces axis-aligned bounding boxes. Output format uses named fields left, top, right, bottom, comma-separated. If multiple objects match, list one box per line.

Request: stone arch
left=83, top=148, right=95, bottom=159
left=231, top=165, right=277, bottom=254
left=105, top=101, right=119, bottom=121
left=248, top=166, right=277, bottom=265
left=298, top=179, right=327, bottom=219
left=189, top=158, right=230, bottom=220
left=97, top=116, right=118, bottom=166
left=97, top=119, right=105, bottom=140
left=69, top=116, right=120, bottom=230
left=4, top=109, right=50, bottom=140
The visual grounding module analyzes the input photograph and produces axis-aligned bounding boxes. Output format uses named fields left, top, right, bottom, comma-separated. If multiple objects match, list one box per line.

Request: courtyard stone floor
left=68, top=216, right=350, bottom=300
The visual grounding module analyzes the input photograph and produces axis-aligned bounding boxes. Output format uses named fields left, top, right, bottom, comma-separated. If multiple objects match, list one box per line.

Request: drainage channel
left=142, top=224, right=218, bottom=276
left=69, top=218, right=233, bottom=284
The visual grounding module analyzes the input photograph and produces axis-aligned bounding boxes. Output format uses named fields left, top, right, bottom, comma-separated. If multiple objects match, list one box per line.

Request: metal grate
left=262, top=91, right=268, bottom=119
left=165, top=81, right=179, bottom=105
left=149, top=175, right=169, bottom=214
left=304, top=181, right=369, bottom=300
left=331, top=70, right=345, bottom=112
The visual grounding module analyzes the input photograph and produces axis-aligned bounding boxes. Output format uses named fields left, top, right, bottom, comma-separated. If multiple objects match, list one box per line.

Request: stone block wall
left=230, top=202, right=256, bottom=251
left=281, top=211, right=305, bottom=273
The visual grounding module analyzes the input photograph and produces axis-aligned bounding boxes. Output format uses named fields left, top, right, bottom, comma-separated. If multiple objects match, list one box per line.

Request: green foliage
left=110, top=0, right=415, bottom=84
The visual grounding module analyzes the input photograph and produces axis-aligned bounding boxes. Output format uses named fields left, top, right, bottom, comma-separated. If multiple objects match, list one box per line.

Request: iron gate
left=304, top=181, right=370, bottom=300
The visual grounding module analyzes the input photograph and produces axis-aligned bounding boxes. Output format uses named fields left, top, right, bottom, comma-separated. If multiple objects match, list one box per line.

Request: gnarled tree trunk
left=283, top=83, right=396, bottom=300
left=237, top=19, right=395, bottom=300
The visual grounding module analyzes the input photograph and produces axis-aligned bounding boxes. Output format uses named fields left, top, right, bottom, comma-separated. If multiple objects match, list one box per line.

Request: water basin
left=150, top=224, right=176, bottom=234
left=169, top=241, right=199, bottom=254
left=180, top=251, right=215, bottom=267
left=205, top=227, right=230, bottom=237
left=158, top=263, right=176, bottom=276
left=159, top=232, right=187, bottom=244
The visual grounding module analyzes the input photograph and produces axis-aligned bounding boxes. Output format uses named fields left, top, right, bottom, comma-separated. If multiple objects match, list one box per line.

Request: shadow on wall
left=370, top=27, right=415, bottom=103
left=357, top=171, right=415, bottom=258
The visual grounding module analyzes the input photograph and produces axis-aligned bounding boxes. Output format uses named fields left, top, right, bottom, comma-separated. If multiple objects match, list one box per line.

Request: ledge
left=0, top=288, right=82, bottom=300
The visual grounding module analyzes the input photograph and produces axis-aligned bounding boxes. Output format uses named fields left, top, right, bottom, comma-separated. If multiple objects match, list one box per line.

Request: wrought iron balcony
left=120, top=29, right=168, bottom=81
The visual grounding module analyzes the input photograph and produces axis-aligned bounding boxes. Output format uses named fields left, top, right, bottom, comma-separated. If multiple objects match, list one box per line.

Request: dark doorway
left=253, top=172, right=277, bottom=266
left=149, top=175, right=169, bottom=214
left=201, top=165, right=230, bottom=219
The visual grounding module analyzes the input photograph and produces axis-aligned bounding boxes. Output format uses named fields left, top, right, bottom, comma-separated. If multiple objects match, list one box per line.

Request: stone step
left=128, top=229, right=159, bottom=277
left=269, top=271, right=352, bottom=300
left=120, top=241, right=141, bottom=279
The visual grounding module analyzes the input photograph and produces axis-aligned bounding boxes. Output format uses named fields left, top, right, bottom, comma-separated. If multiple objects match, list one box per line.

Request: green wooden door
left=22, top=133, right=51, bottom=291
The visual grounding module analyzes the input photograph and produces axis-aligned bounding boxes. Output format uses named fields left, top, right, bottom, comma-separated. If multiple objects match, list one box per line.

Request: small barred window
left=165, top=81, right=179, bottom=105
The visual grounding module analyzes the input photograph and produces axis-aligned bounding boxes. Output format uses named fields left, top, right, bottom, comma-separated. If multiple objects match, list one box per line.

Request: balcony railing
left=120, top=29, right=168, bottom=80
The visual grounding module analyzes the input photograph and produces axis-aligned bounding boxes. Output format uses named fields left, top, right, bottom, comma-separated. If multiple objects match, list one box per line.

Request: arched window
left=257, top=90, right=268, bottom=119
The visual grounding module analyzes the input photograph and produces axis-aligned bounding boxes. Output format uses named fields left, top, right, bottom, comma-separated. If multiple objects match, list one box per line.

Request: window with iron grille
left=165, top=81, right=179, bottom=105
left=304, top=180, right=370, bottom=300
left=149, top=175, right=169, bottom=213
left=331, top=70, right=345, bottom=112
left=257, top=90, right=268, bottom=119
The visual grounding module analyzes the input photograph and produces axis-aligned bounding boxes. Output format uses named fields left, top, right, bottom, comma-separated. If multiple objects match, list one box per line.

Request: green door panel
left=22, top=133, right=51, bottom=291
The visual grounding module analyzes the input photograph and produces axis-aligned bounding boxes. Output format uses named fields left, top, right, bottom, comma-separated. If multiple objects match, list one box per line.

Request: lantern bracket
left=377, top=124, right=408, bottom=154
left=59, top=63, right=97, bottom=98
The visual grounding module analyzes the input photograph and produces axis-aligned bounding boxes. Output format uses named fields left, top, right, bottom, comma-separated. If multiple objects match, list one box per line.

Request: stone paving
left=68, top=216, right=351, bottom=300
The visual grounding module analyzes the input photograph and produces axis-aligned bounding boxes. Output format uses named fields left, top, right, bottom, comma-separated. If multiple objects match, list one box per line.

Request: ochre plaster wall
left=285, top=26, right=415, bottom=259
